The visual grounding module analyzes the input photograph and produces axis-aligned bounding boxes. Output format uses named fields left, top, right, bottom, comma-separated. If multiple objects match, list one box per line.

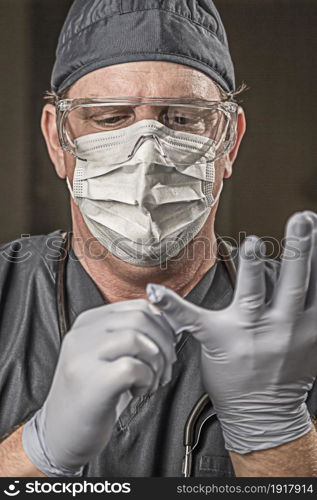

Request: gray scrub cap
left=51, top=0, right=235, bottom=94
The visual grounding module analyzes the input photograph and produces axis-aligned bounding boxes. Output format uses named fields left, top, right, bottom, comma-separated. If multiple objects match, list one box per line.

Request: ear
left=41, top=104, right=67, bottom=179
left=223, top=106, right=246, bottom=179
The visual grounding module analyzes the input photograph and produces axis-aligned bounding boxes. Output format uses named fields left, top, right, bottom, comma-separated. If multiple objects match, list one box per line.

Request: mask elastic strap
left=213, top=181, right=223, bottom=205
left=66, top=177, right=75, bottom=201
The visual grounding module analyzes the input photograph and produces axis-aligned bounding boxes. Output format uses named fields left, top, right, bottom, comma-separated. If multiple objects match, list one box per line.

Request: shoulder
left=0, top=229, right=64, bottom=254
left=0, top=230, right=64, bottom=272
left=0, top=230, right=66, bottom=300
left=0, top=231, right=66, bottom=437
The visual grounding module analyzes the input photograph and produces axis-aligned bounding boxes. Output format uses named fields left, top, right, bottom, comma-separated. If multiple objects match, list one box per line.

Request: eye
left=93, top=114, right=131, bottom=126
left=162, top=110, right=195, bottom=126
left=160, top=107, right=206, bottom=133
left=172, top=115, right=190, bottom=125
left=78, top=106, right=135, bottom=131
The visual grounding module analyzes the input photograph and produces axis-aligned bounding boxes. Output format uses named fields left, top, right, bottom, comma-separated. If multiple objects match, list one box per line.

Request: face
left=41, top=61, right=246, bottom=252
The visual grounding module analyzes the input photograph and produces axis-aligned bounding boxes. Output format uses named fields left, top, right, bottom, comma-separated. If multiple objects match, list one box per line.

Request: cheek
left=64, top=152, right=76, bottom=181
left=213, top=158, right=226, bottom=190
left=216, top=155, right=232, bottom=180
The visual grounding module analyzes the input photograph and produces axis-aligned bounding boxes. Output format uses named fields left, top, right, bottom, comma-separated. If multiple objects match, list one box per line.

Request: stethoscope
left=56, top=232, right=237, bottom=477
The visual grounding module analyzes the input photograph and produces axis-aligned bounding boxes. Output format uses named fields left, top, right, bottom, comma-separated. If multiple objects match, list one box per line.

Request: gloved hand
left=147, top=211, right=317, bottom=454
left=22, top=299, right=176, bottom=476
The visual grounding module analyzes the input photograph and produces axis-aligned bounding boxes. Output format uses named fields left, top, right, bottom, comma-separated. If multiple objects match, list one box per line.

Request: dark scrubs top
left=0, top=231, right=317, bottom=477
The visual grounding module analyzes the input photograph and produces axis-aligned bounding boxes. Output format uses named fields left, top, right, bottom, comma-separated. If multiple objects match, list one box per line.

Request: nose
left=134, top=104, right=162, bottom=122
left=128, top=134, right=167, bottom=159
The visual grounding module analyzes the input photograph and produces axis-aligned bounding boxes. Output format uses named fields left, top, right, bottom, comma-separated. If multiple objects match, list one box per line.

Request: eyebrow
left=72, top=92, right=220, bottom=100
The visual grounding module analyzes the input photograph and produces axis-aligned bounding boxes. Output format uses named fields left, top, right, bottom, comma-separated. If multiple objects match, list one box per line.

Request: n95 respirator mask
left=66, top=120, right=222, bottom=266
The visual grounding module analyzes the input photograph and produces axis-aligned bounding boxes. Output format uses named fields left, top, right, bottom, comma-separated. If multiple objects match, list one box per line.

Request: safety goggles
left=56, top=97, right=238, bottom=164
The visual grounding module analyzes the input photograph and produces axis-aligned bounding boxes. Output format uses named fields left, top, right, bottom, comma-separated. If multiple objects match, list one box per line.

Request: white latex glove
left=147, top=211, right=317, bottom=454
left=22, top=299, right=176, bottom=476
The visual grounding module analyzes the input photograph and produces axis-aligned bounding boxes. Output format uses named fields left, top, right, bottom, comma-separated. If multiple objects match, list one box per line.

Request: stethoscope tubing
left=182, top=238, right=237, bottom=476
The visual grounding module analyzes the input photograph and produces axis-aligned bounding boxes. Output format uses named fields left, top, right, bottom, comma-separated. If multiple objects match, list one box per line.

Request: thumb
left=146, top=283, right=201, bottom=337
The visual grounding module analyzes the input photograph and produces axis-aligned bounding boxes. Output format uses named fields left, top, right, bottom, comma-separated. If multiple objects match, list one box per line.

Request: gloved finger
left=233, top=236, right=266, bottom=319
left=73, top=299, right=157, bottom=328
left=146, top=283, right=205, bottom=340
left=96, top=330, right=166, bottom=392
left=71, top=301, right=176, bottom=384
left=71, top=323, right=172, bottom=389
left=272, top=212, right=313, bottom=316
left=104, top=357, right=155, bottom=399
left=303, top=211, right=317, bottom=310
left=102, top=310, right=176, bottom=385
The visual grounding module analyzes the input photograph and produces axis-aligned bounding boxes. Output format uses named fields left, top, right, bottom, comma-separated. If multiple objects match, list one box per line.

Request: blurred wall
left=217, top=0, right=317, bottom=252
left=0, top=0, right=316, bottom=250
left=0, top=0, right=73, bottom=241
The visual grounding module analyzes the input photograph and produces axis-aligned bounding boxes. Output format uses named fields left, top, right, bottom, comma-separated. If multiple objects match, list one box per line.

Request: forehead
left=68, top=61, right=221, bottom=100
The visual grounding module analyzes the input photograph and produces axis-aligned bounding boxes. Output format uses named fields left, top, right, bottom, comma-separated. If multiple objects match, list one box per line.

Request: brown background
left=0, top=0, right=316, bottom=253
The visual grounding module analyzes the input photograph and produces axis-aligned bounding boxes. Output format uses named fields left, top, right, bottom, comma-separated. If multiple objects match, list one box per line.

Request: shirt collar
left=65, top=250, right=231, bottom=328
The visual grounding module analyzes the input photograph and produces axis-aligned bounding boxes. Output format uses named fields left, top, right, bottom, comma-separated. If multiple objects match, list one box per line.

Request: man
left=0, top=0, right=317, bottom=478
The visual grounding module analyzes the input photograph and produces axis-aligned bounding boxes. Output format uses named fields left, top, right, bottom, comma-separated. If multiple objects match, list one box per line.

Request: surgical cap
left=51, top=0, right=235, bottom=94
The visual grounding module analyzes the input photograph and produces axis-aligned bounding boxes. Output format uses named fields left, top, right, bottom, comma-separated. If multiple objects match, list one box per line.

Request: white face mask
left=67, top=120, right=222, bottom=266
